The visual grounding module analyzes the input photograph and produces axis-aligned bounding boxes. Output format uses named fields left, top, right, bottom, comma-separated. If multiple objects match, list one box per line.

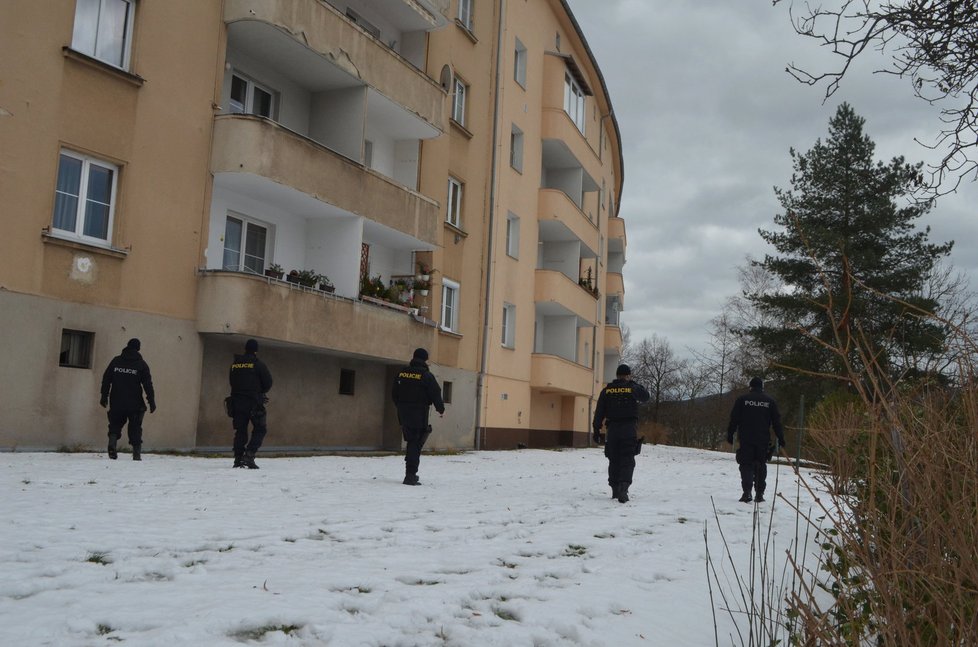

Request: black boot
left=132, top=445, right=141, bottom=461
left=232, top=454, right=245, bottom=468
left=739, top=491, right=753, bottom=503
left=617, top=483, right=629, bottom=503
left=108, top=437, right=118, bottom=460
left=755, top=492, right=765, bottom=503
left=402, top=474, right=420, bottom=486
left=610, top=483, right=620, bottom=500
left=241, top=451, right=259, bottom=469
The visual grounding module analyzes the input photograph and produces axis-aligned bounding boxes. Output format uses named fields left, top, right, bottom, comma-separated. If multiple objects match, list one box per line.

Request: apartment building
left=0, top=0, right=627, bottom=452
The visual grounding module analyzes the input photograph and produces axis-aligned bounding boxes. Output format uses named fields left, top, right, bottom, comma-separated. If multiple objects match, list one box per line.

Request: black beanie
left=126, top=338, right=141, bottom=351
left=749, top=376, right=763, bottom=390
left=413, top=347, right=429, bottom=361
left=616, top=363, right=631, bottom=377
left=245, top=339, right=259, bottom=353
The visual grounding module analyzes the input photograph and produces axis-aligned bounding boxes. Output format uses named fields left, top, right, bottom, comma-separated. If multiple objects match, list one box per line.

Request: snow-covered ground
left=0, top=447, right=822, bottom=646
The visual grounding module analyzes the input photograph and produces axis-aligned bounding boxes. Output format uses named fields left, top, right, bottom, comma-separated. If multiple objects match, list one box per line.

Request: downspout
left=475, top=0, right=507, bottom=450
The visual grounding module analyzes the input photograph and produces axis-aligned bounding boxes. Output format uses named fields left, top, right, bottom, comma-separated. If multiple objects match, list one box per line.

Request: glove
left=149, top=403, right=157, bottom=414
left=592, top=430, right=603, bottom=444
left=99, top=396, right=108, bottom=408
left=726, top=435, right=733, bottom=445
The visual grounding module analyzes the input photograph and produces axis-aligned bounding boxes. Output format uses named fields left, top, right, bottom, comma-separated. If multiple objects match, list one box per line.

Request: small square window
left=60, top=329, right=94, bottom=368
left=72, top=0, right=135, bottom=70
left=442, top=381, right=453, bottom=404
left=339, top=368, right=356, bottom=395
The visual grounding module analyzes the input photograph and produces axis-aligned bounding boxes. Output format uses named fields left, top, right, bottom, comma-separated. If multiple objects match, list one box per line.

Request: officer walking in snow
left=100, top=338, right=156, bottom=461
left=228, top=338, right=273, bottom=469
left=391, top=348, right=444, bottom=485
left=727, top=377, right=785, bottom=503
left=592, top=364, right=651, bottom=503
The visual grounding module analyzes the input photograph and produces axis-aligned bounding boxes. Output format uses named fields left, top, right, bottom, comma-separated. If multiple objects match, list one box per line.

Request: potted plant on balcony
left=293, top=269, right=320, bottom=288
left=416, top=261, right=431, bottom=281
left=264, top=263, right=284, bottom=279
left=413, top=278, right=431, bottom=297
left=318, top=276, right=335, bottom=293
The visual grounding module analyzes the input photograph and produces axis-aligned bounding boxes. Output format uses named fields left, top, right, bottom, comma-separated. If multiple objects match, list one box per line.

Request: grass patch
left=492, top=606, right=520, bottom=622
left=86, top=551, right=111, bottom=565
left=563, top=544, right=588, bottom=557
left=96, top=623, right=113, bottom=635
left=217, top=544, right=234, bottom=553
left=230, top=624, right=301, bottom=641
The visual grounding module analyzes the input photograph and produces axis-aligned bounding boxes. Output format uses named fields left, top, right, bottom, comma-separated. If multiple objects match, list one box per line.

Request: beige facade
left=0, top=0, right=627, bottom=453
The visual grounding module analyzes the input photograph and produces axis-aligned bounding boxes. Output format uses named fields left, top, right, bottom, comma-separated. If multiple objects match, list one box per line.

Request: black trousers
left=736, top=443, right=768, bottom=495
left=107, top=409, right=145, bottom=446
left=402, top=425, right=431, bottom=475
left=231, top=396, right=267, bottom=456
left=605, top=422, right=639, bottom=486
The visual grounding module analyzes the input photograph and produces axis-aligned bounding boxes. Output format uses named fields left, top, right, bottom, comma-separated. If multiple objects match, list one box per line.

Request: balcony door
left=223, top=214, right=268, bottom=274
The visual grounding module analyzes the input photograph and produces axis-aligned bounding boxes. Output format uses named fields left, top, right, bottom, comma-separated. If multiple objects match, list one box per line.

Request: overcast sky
left=565, top=0, right=978, bottom=359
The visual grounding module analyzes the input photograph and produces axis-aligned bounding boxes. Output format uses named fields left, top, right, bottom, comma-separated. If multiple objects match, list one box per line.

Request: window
left=501, top=303, right=516, bottom=348
left=60, top=329, right=94, bottom=368
left=442, top=381, right=453, bottom=404
left=564, top=71, right=586, bottom=134
left=346, top=9, right=381, bottom=39
left=458, top=0, right=473, bottom=31
left=514, top=38, right=527, bottom=87
left=446, top=177, right=463, bottom=228
left=339, top=369, right=356, bottom=395
left=510, top=124, right=524, bottom=172
left=71, top=0, right=134, bottom=69
left=229, top=72, right=276, bottom=119
left=52, top=150, right=118, bottom=245
left=441, top=279, right=460, bottom=333
left=222, top=214, right=269, bottom=274
left=505, top=212, right=520, bottom=258
left=451, top=75, right=468, bottom=126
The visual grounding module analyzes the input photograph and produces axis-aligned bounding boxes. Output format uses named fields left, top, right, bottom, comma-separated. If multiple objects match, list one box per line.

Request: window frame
left=451, top=75, right=468, bottom=126
left=229, top=71, right=277, bottom=119
left=339, top=368, right=356, bottom=395
left=446, top=177, right=463, bottom=228
left=222, top=212, right=271, bottom=275
left=564, top=71, right=586, bottom=134
left=59, top=329, right=94, bottom=369
left=458, top=0, right=473, bottom=31
left=501, top=303, right=516, bottom=349
left=441, top=278, right=460, bottom=333
left=52, top=149, right=119, bottom=246
left=510, top=124, right=524, bottom=172
left=514, top=37, right=527, bottom=88
left=505, top=212, right=520, bottom=259
left=71, top=0, right=135, bottom=71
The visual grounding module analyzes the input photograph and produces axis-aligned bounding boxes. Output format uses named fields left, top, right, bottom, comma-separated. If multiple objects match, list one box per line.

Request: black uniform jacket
left=593, top=378, right=651, bottom=432
left=727, top=388, right=785, bottom=446
left=391, top=359, right=445, bottom=428
left=229, top=352, right=273, bottom=399
left=101, top=347, right=155, bottom=411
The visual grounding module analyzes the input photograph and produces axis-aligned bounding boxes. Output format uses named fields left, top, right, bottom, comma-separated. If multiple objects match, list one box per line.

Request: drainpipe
left=474, top=0, right=507, bottom=450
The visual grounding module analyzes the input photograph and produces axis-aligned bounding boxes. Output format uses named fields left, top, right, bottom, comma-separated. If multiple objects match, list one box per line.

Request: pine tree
left=746, top=103, right=953, bottom=390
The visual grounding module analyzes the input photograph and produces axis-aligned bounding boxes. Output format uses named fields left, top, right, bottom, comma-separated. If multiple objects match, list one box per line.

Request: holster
left=421, top=424, right=432, bottom=446
left=223, top=396, right=234, bottom=418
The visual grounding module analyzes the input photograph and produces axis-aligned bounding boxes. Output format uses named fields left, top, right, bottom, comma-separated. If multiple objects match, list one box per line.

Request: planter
left=264, top=269, right=284, bottom=279
left=419, top=289, right=429, bottom=296
left=319, top=284, right=335, bottom=293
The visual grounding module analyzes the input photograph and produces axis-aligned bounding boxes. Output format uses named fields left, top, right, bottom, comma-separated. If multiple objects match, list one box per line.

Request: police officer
left=100, top=338, right=156, bottom=461
left=727, top=377, right=785, bottom=503
left=391, top=348, right=444, bottom=485
left=592, top=364, right=651, bottom=503
left=228, top=338, right=273, bottom=469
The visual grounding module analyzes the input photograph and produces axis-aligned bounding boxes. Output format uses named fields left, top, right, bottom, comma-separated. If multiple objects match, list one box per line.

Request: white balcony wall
left=535, top=313, right=578, bottom=361
left=608, top=251, right=625, bottom=274
left=224, top=48, right=313, bottom=133
left=310, top=87, right=367, bottom=162
left=400, top=31, right=426, bottom=68
left=538, top=240, right=581, bottom=279
left=541, top=167, right=585, bottom=208
left=325, top=0, right=434, bottom=68
left=363, top=241, right=414, bottom=284
left=393, top=140, right=420, bottom=189
left=305, top=218, right=363, bottom=297
left=207, top=186, right=303, bottom=273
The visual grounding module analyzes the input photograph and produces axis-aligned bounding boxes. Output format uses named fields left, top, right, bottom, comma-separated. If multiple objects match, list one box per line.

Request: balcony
left=604, top=324, right=623, bottom=354
left=541, top=109, right=601, bottom=185
left=224, top=0, right=446, bottom=129
left=195, top=271, right=435, bottom=360
left=535, top=270, right=597, bottom=322
left=530, top=354, right=594, bottom=395
left=212, top=115, right=439, bottom=245
left=605, top=272, right=624, bottom=307
left=538, top=189, right=599, bottom=255
left=608, top=216, right=626, bottom=250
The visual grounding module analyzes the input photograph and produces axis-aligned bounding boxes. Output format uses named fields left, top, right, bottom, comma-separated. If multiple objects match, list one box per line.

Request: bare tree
left=631, top=334, right=684, bottom=422
left=773, top=0, right=978, bottom=190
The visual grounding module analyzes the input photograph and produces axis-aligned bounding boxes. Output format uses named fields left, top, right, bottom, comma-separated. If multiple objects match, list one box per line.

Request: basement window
left=60, top=329, right=94, bottom=368
left=339, top=369, right=356, bottom=395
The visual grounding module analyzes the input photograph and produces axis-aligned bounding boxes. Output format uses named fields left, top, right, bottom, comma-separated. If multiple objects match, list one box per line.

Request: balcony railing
left=530, top=354, right=594, bottom=395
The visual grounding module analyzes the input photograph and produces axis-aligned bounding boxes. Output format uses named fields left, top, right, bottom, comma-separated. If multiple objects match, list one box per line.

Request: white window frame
left=71, top=0, right=135, bottom=70
left=452, top=75, right=468, bottom=126
left=514, top=38, right=527, bottom=88
left=52, top=149, right=119, bottom=246
left=564, top=71, right=586, bottom=134
left=458, top=0, right=473, bottom=31
left=447, top=177, right=463, bottom=228
left=505, top=212, right=520, bottom=259
left=510, top=124, right=524, bottom=172
left=501, top=303, right=516, bottom=348
left=229, top=71, right=277, bottom=119
left=222, top=212, right=271, bottom=275
left=441, top=278, right=460, bottom=333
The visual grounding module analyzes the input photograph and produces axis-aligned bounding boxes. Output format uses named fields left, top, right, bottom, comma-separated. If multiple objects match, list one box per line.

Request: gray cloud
left=567, top=0, right=978, bottom=357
